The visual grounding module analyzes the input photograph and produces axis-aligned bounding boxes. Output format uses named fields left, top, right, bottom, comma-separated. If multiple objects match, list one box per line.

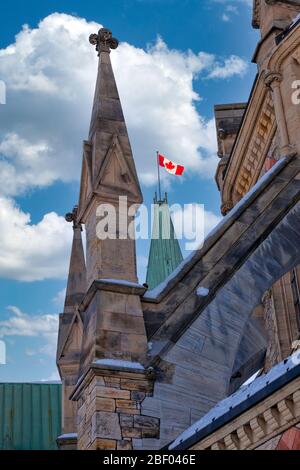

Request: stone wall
left=75, top=367, right=160, bottom=450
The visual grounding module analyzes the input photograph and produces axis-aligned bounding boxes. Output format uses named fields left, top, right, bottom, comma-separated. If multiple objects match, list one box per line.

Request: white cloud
left=172, top=204, right=222, bottom=251
left=0, top=197, right=72, bottom=281
left=0, top=306, right=59, bottom=357
left=226, top=5, right=239, bottom=14
left=0, top=13, right=245, bottom=281
left=222, top=14, right=231, bottom=22
left=0, top=133, right=57, bottom=196
left=52, top=288, right=67, bottom=310
left=0, top=13, right=248, bottom=196
left=207, top=55, right=248, bottom=79
left=221, top=4, right=240, bottom=22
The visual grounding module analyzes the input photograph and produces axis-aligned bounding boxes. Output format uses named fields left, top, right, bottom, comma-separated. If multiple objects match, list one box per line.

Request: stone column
left=264, top=71, right=292, bottom=156
left=71, top=363, right=159, bottom=450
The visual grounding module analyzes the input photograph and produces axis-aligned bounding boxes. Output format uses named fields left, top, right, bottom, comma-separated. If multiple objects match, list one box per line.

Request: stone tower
left=146, top=193, right=183, bottom=290
left=66, top=28, right=159, bottom=450
left=253, top=1, right=300, bottom=69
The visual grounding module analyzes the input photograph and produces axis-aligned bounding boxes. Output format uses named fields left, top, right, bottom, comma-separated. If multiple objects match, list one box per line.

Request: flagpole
left=156, top=151, right=162, bottom=202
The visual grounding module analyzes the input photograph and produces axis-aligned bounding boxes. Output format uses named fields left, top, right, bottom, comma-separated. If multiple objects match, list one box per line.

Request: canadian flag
left=158, top=154, right=185, bottom=176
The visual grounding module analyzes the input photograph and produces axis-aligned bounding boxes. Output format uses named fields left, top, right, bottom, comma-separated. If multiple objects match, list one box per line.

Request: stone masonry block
left=104, top=377, right=121, bottom=388
left=117, top=440, right=133, bottom=450
left=92, top=411, right=122, bottom=440
left=122, top=427, right=142, bottom=439
left=134, top=415, right=160, bottom=438
left=131, top=391, right=146, bottom=402
left=120, top=379, right=153, bottom=393
left=94, top=397, right=116, bottom=412
left=91, top=385, right=130, bottom=400
left=89, top=438, right=116, bottom=450
left=116, top=399, right=139, bottom=410
left=120, top=414, right=134, bottom=427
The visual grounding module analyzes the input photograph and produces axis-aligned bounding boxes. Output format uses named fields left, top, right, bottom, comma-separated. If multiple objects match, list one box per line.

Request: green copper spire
left=146, top=193, right=183, bottom=290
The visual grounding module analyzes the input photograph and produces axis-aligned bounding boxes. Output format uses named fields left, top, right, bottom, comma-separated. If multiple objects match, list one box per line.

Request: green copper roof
left=0, top=383, right=62, bottom=450
left=146, top=194, right=183, bottom=290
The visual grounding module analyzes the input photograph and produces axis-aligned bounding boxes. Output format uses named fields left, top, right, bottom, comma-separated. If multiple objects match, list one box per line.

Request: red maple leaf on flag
left=158, top=153, right=185, bottom=175
left=165, top=161, right=175, bottom=170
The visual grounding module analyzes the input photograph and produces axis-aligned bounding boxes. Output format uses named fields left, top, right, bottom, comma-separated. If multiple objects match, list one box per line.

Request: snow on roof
left=196, top=287, right=210, bottom=297
left=93, top=358, right=145, bottom=370
left=98, top=279, right=143, bottom=288
left=58, top=433, right=77, bottom=439
left=169, top=350, right=300, bottom=449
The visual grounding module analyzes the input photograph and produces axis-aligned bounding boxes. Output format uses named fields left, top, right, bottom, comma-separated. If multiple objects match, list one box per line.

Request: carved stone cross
left=89, top=28, right=119, bottom=55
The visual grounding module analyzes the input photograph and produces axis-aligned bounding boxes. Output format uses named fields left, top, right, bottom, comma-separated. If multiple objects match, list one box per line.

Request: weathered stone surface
left=121, top=379, right=152, bottom=392
left=92, top=386, right=130, bottom=400
left=116, top=399, right=139, bottom=410
left=134, top=415, right=160, bottom=438
left=120, top=414, right=134, bottom=427
left=92, top=412, right=122, bottom=440
left=94, top=397, right=116, bottom=412
left=104, top=377, right=121, bottom=388
left=90, top=438, right=116, bottom=450
left=122, top=427, right=142, bottom=439
left=134, top=415, right=160, bottom=429
left=131, top=391, right=146, bottom=402
left=117, top=440, right=132, bottom=450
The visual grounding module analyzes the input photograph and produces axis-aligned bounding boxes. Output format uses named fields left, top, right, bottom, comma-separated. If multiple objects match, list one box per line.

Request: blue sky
left=0, top=0, right=259, bottom=382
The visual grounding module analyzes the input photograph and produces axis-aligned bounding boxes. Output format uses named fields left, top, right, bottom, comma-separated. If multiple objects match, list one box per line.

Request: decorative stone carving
left=235, top=94, right=276, bottom=198
left=65, top=205, right=81, bottom=230
left=89, top=28, right=119, bottom=55
left=264, top=71, right=282, bottom=90
left=221, top=200, right=234, bottom=216
left=264, top=70, right=292, bottom=153
left=292, top=47, right=300, bottom=65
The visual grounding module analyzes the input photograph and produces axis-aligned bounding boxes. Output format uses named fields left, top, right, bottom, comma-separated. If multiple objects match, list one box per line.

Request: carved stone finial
left=65, top=206, right=81, bottom=229
left=264, top=71, right=282, bottom=89
left=89, top=28, right=119, bottom=55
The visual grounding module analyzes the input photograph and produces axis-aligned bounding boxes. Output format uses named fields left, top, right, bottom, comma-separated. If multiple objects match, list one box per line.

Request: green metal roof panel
left=0, top=383, right=62, bottom=450
left=146, top=196, right=183, bottom=290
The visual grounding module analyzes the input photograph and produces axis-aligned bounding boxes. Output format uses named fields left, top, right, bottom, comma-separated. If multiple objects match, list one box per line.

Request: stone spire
left=146, top=193, right=183, bottom=290
left=56, top=206, right=86, bottom=449
left=57, top=206, right=86, bottom=362
left=63, top=206, right=86, bottom=313
left=68, top=30, right=152, bottom=450
left=78, top=28, right=142, bottom=288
